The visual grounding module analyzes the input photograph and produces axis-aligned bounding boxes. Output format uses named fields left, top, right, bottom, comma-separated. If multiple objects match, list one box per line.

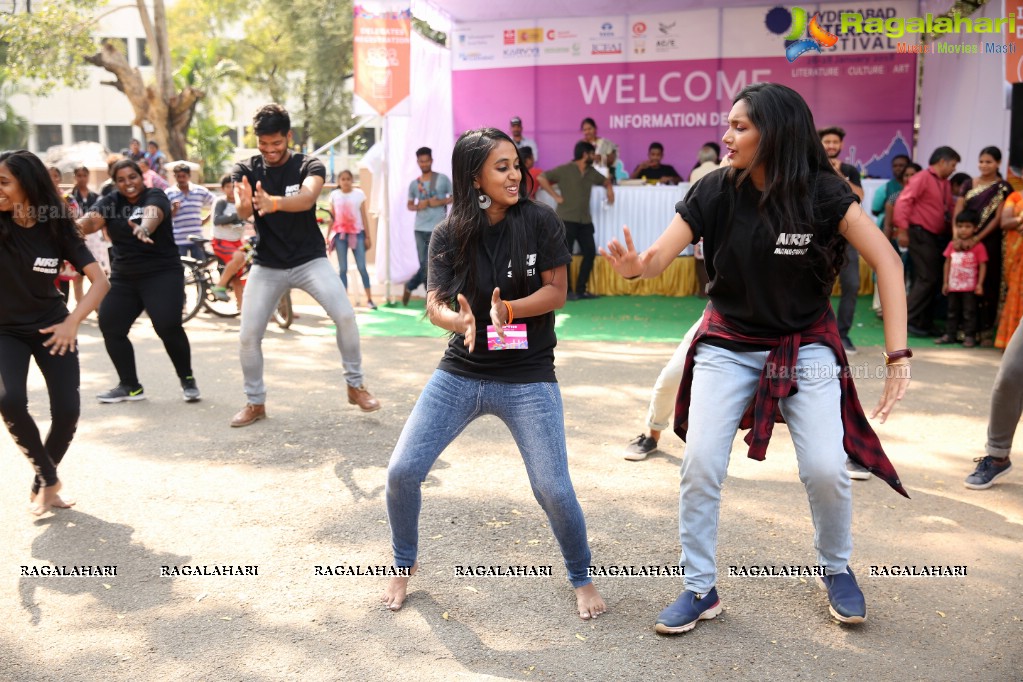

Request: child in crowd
left=937, top=209, right=987, bottom=347
left=326, top=169, right=376, bottom=309
left=211, top=175, right=248, bottom=305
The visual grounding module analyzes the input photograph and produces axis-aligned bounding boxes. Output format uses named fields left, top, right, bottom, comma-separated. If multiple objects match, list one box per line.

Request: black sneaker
left=964, top=456, right=1012, bottom=490
left=181, top=376, right=201, bottom=402
left=841, top=337, right=857, bottom=355
left=97, top=384, right=145, bottom=403
left=624, top=434, right=658, bottom=461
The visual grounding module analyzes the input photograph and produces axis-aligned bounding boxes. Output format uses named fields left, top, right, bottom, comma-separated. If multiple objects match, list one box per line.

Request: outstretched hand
left=489, top=287, right=508, bottom=341
left=870, top=362, right=910, bottom=424
left=40, top=318, right=80, bottom=356
left=599, top=226, right=655, bottom=279
left=455, top=294, right=477, bottom=352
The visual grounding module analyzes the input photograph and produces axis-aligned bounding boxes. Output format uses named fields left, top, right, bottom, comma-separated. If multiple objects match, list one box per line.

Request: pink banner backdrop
left=451, top=2, right=920, bottom=178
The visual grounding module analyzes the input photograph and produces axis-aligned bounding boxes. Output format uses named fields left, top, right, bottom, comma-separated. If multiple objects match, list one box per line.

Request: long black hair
left=433, top=127, right=537, bottom=305
left=728, top=82, right=849, bottom=289
left=0, top=149, right=81, bottom=253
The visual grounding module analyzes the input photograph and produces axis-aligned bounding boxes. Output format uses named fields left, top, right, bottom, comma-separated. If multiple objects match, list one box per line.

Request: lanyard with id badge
left=483, top=226, right=528, bottom=351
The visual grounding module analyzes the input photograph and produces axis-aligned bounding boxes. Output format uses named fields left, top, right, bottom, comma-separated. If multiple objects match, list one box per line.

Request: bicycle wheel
left=182, top=263, right=204, bottom=323
left=273, top=290, right=293, bottom=329
left=201, top=261, right=241, bottom=318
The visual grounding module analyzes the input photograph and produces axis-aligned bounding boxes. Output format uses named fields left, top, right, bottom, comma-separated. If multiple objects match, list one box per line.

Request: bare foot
left=382, top=562, right=418, bottom=611
left=29, top=491, right=75, bottom=509
left=575, top=582, right=606, bottom=620
left=29, top=481, right=62, bottom=517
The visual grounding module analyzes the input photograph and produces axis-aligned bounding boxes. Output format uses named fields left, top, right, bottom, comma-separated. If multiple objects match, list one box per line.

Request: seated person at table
left=631, top=142, right=681, bottom=185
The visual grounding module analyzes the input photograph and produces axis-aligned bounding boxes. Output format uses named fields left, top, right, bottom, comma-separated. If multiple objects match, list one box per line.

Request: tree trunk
left=85, top=41, right=203, bottom=161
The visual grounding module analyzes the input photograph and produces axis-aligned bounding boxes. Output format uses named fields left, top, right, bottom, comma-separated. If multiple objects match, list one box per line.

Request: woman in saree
left=996, top=191, right=1023, bottom=349
left=954, top=147, right=1013, bottom=340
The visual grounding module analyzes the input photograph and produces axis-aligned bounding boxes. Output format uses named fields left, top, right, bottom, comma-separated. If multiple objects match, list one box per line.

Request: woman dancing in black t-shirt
left=0, top=150, right=109, bottom=515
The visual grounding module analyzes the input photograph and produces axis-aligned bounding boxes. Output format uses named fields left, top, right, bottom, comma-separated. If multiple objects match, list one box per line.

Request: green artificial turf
left=353, top=295, right=941, bottom=349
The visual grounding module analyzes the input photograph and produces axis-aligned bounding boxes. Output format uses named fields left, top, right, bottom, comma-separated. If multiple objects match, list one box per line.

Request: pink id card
left=486, top=323, right=528, bottom=350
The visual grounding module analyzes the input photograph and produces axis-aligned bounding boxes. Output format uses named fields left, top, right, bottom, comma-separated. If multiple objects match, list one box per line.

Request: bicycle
left=181, top=236, right=293, bottom=328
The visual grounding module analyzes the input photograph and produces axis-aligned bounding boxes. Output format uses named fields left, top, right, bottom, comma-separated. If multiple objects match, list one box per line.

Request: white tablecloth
left=539, top=178, right=887, bottom=254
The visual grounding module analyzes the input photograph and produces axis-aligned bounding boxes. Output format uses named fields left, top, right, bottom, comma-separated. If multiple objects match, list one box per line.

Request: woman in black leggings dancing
left=0, top=150, right=110, bottom=515
left=78, top=159, right=201, bottom=403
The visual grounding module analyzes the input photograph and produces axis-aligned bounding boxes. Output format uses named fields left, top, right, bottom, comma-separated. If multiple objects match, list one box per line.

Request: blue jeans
left=239, top=258, right=363, bottom=403
left=405, top=230, right=432, bottom=291
left=386, top=370, right=593, bottom=587
left=177, top=242, right=204, bottom=261
left=680, top=342, right=852, bottom=594
left=332, top=233, right=371, bottom=292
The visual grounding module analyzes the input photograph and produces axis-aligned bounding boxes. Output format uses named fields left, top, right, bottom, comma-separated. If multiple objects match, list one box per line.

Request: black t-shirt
left=71, top=189, right=99, bottom=213
left=232, top=153, right=327, bottom=269
left=430, top=201, right=572, bottom=383
left=838, top=162, right=862, bottom=187
left=91, top=188, right=179, bottom=277
left=676, top=167, right=856, bottom=338
left=0, top=221, right=96, bottom=334
left=637, top=164, right=681, bottom=181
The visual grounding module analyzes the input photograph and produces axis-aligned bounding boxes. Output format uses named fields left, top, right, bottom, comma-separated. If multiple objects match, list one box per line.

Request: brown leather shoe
left=230, top=403, right=266, bottom=427
left=401, top=286, right=412, bottom=306
left=347, top=384, right=381, bottom=412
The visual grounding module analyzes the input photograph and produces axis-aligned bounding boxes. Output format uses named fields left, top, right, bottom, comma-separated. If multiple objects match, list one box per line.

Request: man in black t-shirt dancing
left=229, top=104, right=380, bottom=427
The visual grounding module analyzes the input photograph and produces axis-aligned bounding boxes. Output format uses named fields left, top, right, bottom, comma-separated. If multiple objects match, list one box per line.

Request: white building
left=7, top=0, right=376, bottom=177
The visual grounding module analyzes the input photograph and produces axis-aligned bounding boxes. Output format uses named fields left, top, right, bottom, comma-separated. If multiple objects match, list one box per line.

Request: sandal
left=934, top=335, right=956, bottom=345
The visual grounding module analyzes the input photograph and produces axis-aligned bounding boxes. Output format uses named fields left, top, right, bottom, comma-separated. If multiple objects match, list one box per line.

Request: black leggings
left=0, top=332, right=80, bottom=492
left=99, top=268, right=193, bottom=386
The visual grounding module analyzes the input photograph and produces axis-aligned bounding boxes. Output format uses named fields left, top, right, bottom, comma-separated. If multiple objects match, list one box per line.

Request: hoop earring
left=477, top=193, right=492, bottom=210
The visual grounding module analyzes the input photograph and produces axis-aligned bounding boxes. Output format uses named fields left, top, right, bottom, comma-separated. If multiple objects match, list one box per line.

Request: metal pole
left=382, top=114, right=392, bottom=304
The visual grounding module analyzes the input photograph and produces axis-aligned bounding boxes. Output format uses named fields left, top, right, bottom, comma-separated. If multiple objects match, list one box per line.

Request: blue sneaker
left=964, top=456, right=1012, bottom=490
left=818, top=569, right=866, bottom=623
left=654, top=588, right=722, bottom=634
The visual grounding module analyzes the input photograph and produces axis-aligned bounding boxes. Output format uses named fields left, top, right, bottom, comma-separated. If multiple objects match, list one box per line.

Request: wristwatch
left=882, top=348, right=913, bottom=365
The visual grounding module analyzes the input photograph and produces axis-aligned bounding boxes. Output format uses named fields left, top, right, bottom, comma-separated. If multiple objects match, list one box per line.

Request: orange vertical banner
left=353, top=4, right=411, bottom=116
left=1006, top=0, right=1023, bottom=83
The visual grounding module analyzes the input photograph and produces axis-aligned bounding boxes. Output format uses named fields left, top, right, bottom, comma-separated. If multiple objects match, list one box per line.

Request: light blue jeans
left=386, top=370, right=594, bottom=587
left=680, top=342, right=852, bottom=594
left=240, top=258, right=364, bottom=404
left=332, top=233, right=371, bottom=292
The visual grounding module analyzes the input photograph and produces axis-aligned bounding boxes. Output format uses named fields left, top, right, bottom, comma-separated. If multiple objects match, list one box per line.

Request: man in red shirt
left=894, top=146, right=960, bottom=336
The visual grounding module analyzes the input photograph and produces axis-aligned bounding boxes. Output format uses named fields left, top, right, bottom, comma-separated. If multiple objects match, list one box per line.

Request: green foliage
left=0, top=82, right=29, bottom=149
left=168, top=0, right=354, bottom=148
left=187, top=111, right=234, bottom=182
left=0, top=0, right=102, bottom=94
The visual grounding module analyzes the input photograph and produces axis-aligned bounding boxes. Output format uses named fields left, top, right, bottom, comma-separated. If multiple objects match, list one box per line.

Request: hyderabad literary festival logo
left=766, top=6, right=1015, bottom=62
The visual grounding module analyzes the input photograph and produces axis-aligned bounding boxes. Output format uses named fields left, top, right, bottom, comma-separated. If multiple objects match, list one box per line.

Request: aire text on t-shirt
left=0, top=221, right=95, bottom=333
left=676, top=167, right=857, bottom=337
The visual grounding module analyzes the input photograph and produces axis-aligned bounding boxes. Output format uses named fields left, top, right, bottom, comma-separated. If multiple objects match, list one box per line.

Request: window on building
left=72, top=125, right=100, bottom=144
left=35, top=125, right=63, bottom=152
left=136, top=38, right=151, bottom=67
left=106, top=126, right=133, bottom=153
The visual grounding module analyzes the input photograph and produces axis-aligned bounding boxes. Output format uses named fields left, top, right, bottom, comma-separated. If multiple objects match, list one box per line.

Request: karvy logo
left=766, top=6, right=839, bottom=62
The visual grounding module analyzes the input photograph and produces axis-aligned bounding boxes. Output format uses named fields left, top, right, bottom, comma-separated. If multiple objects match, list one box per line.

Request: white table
left=539, top=178, right=887, bottom=254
